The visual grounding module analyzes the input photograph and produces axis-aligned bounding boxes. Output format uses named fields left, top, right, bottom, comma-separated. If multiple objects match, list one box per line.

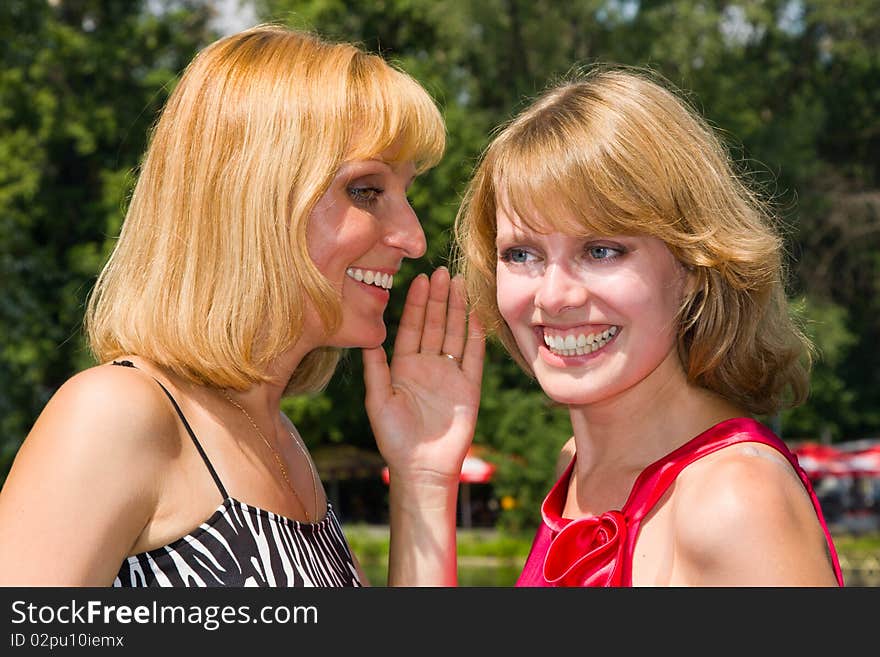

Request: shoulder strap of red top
left=622, top=417, right=795, bottom=525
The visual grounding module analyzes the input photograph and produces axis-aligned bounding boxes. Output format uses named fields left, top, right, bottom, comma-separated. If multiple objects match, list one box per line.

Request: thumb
left=362, top=346, right=391, bottom=413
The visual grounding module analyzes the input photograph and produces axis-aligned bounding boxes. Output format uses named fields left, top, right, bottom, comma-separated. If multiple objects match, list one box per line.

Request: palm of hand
left=362, top=269, right=485, bottom=484
left=379, top=349, right=481, bottom=477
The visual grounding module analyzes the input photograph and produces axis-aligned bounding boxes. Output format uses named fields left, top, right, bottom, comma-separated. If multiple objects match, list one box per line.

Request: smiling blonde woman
left=453, top=66, right=843, bottom=587
left=0, top=24, right=484, bottom=587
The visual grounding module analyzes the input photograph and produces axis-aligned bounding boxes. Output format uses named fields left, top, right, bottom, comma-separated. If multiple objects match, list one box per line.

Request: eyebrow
left=495, top=226, right=530, bottom=242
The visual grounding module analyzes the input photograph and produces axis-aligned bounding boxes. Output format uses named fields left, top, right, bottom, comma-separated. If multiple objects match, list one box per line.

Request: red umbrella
left=792, top=443, right=848, bottom=478
left=381, top=447, right=497, bottom=528
left=843, top=446, right=880, bottom=477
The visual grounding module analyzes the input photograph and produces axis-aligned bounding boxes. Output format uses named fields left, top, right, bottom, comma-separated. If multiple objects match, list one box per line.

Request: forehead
left=347, top=139, right=418, bottom=169
left=495, top=191, right=593, bottom=239
left=335, top=154, right=417, bottom=182
left=495, top=203, right=533, bottom=236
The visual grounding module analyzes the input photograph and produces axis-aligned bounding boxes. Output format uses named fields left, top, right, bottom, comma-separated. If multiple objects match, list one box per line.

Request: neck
left=567, top=350, right=744, bottom=476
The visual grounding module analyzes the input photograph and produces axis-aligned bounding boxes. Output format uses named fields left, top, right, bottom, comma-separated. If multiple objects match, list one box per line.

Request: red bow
left=543, top=510, right=627, bottom=587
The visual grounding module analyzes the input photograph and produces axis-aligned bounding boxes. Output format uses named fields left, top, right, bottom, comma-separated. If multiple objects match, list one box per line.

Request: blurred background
left=2, top=0, right=879, bottom=583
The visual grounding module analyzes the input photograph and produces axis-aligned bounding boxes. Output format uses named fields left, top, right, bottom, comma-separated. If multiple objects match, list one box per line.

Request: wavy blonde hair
left=86, top=25, right=445, bottom=394
left=454, top=66, right=811, bottom=415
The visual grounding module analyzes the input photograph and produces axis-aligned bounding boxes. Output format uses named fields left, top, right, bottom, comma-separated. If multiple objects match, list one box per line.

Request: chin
left=535, top=373, right=608, bottom=406
left=347, top=326, right=387, bottom=349
left=544, top=390, right=596, bottom=406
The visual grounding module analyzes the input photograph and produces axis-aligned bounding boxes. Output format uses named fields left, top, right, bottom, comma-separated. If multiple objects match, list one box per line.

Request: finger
left=440, top=275, right=468, bottom=358
left=461, top=309, right=486, bottom=382
left=418, top=267, right=452, bottom=354
left=392, top=273, right=430, bottom=356
left=362, top=346, right=391, bottom=415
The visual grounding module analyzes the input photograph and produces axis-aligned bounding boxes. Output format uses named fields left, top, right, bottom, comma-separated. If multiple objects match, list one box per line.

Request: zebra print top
left=110, top=361, right=363, bottom=587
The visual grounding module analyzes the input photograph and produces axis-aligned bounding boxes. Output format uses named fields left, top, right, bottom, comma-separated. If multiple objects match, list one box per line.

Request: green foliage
left=0, top=1, right=215, bottom=479
left=780, top=297, right=859, bottom=440
left=343, top=523, right=534, bottom=562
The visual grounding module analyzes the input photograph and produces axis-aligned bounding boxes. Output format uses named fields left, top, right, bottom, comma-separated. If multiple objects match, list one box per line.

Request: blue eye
left=500, top=247, right=533, bottom=264
left=588, top=245, right=623, bottom=260
left=348, top=186, right=382, bottom=205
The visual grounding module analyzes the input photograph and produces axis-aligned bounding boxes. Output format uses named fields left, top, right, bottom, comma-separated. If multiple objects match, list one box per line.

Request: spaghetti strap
left=111, top=360, right=229, bottom=500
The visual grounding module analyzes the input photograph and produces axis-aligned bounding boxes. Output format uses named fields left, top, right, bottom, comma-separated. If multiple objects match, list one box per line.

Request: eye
left=347, top=186, right=383, bottom=206
left=587, top=244, right=624, bottom=261
left=499, top=247, right=535, bottom=264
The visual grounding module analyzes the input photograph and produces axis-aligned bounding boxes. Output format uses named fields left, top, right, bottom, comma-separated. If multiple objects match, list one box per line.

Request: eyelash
left=347, top=186, right=383, bottom=206
left=587, top=245, right=624, bottom=261
left=498, top=244, right=625, bottom=264
left=499, top=247, right=533, bottom=264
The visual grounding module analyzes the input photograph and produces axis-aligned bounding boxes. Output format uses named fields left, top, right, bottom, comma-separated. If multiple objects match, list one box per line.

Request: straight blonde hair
left=454, top=65, right=811, bottom=415
left=86, top=25, right=445, bottom=394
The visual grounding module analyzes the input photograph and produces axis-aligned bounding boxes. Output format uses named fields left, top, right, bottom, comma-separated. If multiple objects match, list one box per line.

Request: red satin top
left=516, top=417, right=845, bottom=587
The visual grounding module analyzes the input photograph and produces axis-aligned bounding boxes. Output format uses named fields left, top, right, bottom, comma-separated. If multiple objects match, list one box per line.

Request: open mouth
left=346, top=267, right=393, bottom=290
left=541, top=326, right=619, bottom=357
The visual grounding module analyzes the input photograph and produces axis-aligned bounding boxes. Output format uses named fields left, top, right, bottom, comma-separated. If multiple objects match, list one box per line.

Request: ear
left=679, top=262, right=698, bottom=299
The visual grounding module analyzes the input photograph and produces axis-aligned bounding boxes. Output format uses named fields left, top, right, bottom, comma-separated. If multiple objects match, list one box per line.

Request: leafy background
left=2, top=0, right=878, bottom=531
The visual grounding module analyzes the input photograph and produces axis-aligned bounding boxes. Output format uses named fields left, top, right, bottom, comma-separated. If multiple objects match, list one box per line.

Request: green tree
left=0, top=0, right=215, bottom=478
left=780, top=298, right=859, bottom=441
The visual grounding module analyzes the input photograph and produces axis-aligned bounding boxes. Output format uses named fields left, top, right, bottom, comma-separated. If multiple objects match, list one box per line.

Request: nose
left=383, top=201, right=426, bottom=259
left=534, top=262, right=589, bottom=315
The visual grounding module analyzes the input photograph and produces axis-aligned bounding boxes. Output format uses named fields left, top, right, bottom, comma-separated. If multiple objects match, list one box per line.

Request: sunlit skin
left=305, top=157, right=425, bottom=351
left=494, top=206, right=690, bottom=409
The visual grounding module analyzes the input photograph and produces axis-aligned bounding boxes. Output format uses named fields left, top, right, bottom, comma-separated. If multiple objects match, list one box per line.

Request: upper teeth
left=346, top=267, right=393, bottom=290
left=543, top=326, right=618, bottom=355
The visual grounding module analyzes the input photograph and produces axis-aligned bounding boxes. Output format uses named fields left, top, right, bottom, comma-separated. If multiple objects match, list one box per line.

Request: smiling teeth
left=346, top=267, right=393, bottom=290
left=543, top=326, right=618, bottom=356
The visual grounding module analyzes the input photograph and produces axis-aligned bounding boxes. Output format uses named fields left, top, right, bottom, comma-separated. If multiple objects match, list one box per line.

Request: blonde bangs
left=86, top=25, right=443, bottom=395
left=492, top=79, right=719, bottom=252
left=456, top=66, right=812, bottom=413
left=343, top=55, right=445, bottom=172
left=492, top=132, right=627, bottom=239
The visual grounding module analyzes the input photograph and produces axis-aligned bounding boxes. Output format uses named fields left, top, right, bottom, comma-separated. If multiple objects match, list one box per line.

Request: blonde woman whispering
left=452, top=66, right=843, bottom=586
left=0, top=25, right=483, bottom=587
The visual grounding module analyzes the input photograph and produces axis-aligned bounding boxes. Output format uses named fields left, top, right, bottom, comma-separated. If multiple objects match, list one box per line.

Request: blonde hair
left=454, top=65, right=811, bottom=415
left=86, top=25, right=445, bottom=395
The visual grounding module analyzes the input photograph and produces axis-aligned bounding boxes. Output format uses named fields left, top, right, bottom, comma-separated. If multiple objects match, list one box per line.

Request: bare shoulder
left=29, top=362, right=180, bottom=456
left=674, top=443, right=800, bottom=535
left=670, top=442, right=839, bottom=585
left=3, top=361, right=183, bottom=511
left=0, top=361, right=181, bottom=584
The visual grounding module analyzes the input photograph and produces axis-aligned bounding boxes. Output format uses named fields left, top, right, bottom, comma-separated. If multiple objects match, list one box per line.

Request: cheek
left=306, top=238, right=338, bottom=279
left=495, top=269, right=529, bottom=324
left=309, top=221, right=376, bottom=276
left=305, top=214, right=336, bottom=272
left=626, top=282, right=683, bottom=344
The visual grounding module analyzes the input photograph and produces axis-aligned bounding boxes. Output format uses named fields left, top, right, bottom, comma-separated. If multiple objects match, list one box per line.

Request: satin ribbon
left=543, top=510, right=627, bottom=587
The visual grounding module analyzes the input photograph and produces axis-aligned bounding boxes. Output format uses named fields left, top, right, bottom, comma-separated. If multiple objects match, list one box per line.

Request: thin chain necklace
left=222, top=390, right=318, bottom=523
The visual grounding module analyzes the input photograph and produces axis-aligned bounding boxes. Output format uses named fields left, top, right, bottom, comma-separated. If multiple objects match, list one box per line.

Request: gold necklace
left=222, top=390, right=319, bottom=522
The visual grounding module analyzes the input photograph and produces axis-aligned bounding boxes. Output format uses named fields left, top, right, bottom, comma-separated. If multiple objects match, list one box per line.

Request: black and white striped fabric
left=109, top=360, right=362, bottom=588
left=113, top=500, right=362, bottom=587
